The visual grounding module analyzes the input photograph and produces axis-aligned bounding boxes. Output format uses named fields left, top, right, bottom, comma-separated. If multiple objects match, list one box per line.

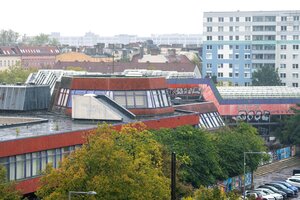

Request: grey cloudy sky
left=1, top=0, right=299, bottom=36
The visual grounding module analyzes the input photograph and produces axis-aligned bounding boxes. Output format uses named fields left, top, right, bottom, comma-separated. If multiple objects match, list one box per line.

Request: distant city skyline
left=2, top=0, right=299, bottom=36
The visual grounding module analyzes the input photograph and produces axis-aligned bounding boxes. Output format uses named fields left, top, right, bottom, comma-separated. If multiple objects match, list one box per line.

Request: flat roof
left=217, top=86, right=300, bottom=99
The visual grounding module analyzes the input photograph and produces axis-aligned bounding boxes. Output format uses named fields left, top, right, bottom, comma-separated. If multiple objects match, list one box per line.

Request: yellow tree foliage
left=36, top=123, right=170, bottom=200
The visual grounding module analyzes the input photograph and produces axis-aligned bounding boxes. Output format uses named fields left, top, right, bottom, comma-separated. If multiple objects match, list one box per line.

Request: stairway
left=254, top=156, right=300, bottom=177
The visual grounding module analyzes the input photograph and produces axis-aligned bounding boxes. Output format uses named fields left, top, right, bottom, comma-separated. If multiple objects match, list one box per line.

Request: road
left=254, top=165, right=300, bottom=200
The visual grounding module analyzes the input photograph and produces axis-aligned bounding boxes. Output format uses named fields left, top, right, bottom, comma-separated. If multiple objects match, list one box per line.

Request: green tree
left=0, top=29, right=19, bottom=46
left=36, top=123, right=170, bottom=200
left=153, top=126, right=223, bottom=188
left=0, top=165, right=21, bottom=200
left=278, top=104, right=300, bottom=144
left=29, top=33, right=59, bottom=46
left=0, top=66, right=37, bottom=84
left=252, top=66, right=282, bottom=86
left=214, top=123, right=267, bottom=178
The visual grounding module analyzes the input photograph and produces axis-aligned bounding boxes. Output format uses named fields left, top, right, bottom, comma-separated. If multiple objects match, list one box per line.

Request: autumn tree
left=0, top=165, right=21, bottom=200
left=0, top=66, right=37, bottom=84
left=36, top=123, right=170, bottom=200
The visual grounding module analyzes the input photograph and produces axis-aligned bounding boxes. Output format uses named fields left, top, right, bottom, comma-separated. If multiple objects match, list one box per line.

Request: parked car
left=264, top=183, right=294, bottom=197
left=271, top=181, right=298, bottom=194
left=246, top=190, right=275, bottom=200
left=254, top=188, right=283, bottom=200
left=258, top=185, right=287, bottom=200
left=286, top=177, right=300, bottom=189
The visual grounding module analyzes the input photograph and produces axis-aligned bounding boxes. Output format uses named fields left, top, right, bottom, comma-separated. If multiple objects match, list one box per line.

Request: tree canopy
left=0, top=165, right=21, bottom=200
left=0, top=29, right=19, bottom=46
left=28, top=33, right=59, bottom=46
left=36, top=123, right=170, bottom=200
left=0, top=66, right=37, bottom=84
left=252, top=66, right=282, bottom=86
left=277, top=104, right=300, bottom=145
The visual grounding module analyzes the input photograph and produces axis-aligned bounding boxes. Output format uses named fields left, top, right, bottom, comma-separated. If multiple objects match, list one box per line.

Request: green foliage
left=215, top=123, right=267, bottom=177
left=0, top=29, right=19, bottom=46
left=153, top=126, right=223, bottom=188
left=278, top=104, right=300, bottom=144
left=36, top=123, right=170, bottom=200
left=28, top=33, right=59, bottom=46
left=66, top=66, right=85, bottom=71
left=252, top=66, right=282, bottom=86
left=0, top=165, right=22, bottom=200
left=0, top=66, right=37, bottom=84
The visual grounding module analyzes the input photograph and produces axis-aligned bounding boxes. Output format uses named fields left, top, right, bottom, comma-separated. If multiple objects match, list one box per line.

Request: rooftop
left=217, top=86, right=300, bottom=99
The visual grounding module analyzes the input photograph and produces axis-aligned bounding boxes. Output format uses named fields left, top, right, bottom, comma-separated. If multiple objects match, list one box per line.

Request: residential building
left=202, top=10, right=300, bottom=87
left=0, top=47, right=21, bottom=70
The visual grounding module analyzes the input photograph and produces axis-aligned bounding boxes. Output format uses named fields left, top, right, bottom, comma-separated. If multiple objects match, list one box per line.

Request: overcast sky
left=1, top=0, right=299, bottom=36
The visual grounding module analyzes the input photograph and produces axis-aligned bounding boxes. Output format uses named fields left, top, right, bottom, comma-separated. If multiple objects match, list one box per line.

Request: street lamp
left=243, top=151, right=267, bottom=200
left=68, top=191, right=97, bottom=200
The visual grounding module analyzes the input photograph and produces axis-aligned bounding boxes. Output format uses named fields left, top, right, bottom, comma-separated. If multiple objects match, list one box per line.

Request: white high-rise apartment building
left=203, top=10, right=300, bottom=87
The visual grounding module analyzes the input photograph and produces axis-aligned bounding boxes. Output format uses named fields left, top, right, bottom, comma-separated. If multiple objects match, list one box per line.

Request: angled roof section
left=72, top=94, right=135, bottom=122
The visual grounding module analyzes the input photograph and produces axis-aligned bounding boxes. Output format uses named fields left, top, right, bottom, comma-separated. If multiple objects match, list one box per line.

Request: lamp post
left=243, top=151, right=267, bottom=199
left=68, top=191, right=97, bottom=200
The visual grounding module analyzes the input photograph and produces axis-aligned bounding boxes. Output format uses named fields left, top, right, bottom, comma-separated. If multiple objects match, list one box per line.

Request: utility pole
left=171, top=152, right=176, bottom=200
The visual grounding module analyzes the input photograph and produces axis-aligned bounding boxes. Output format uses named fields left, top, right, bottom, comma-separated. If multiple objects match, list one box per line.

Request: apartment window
left=218, top=17, right=224, bottom=22
left=281, top=26, right=287, bottom=31
left=245, top=17, right=251, bottom=22
left=206, top=53, right=212, bottom=59
left=293, top=35, right=299, bottom=40
left=207, top=17, right=212, bottom=22
left=253, top=16, right=264, bottom=22
left=280, top=54, right=287, bottom=60
left=229, top=54, right=233, bottom=59
left=236, top=17, right=239, bottom=22
left=235, top=45, right=239, bottom=50
left=206, top=45, right=212, bottom=50
left=229, top=26, right=233, bottom=32
left=292, top=73, right=299, bottom=78
left=293, top=45, right=299, bottom=50
left=218, top=36, right=224, bottom=41
left=293, top=54, right=298, bottom=59
left=218, top=64, right=223, bottom=68
left=218, top=26, right=224, bottom=32
left=229, top=45, right=233, bottom=50
left=281, top=35, right=287, bottom=40
left=207, top=27, right=212, bottom=32
left=245, top=35, right=251, bottom=40
left=281, top=45, right=287, bottom=50
left=294, top=16, right=300, bottom=21
left=235, top=54, right=239, bottom=59
left=230, top=17, right=233, bottom=22
left=294, top=26, right=299, bottom=31
left=245, top=26, right=251, bottom=31
left=235, top=26, right=239, bottom=32
left=293, top=64, right=299, bottom=69
left=206, top=63, right=212, bottom=69
left=245, top=45, right=251, bottom=50
left=235, top=36, right=239, bottom=40
left=218, top=72, right=223, bottom=77
left=206, top=72, right=212, bottom=77
left=235, top=72, right=239, bottom=77
left=229, top=72, right=233, bottom=77
left=218, top=45, right=223, bottom=50
left=281, top=16, right=287, bottom=21
left=229, top=36, right=233, bottom=40
left=265, top=16, right=276, bottom=22
left=229, top=64, right=233, bottom=68
left=293, top=83, right=299, bottom=87
left=207, top=36, right=212, bottom=41
left=244, top=72, right=250, bottom=78
left=245, top=64, right=250, bottom=69
left=281, top=83, right=286, bottom=86
left=280, top=73, right=286, bottom=78
left=218, top=54, right=224, bottom=59
left=280, top=64, right=286, bottom=68
left=244, top=54, right=251, bottom=60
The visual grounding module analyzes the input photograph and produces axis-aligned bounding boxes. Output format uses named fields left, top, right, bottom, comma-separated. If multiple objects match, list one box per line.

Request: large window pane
left=32, top=152, right=40, bottom=176
left=25, top=153, right=31, bottom=178
left=9, top=156, right=15, bottom=180
left=114, top=96, right=126, bottom=106
left=47, top=150, right=55, bottom=168
left=161, top=90, right=169, bottom=107
left=16, top=155, right=25, bottom=180
left=152, top=91, right=160, bottom=108
left=41, top=151, right=47, bottom=171
left=147, top=91, right=153, bottom=108
left=55, top=149, right=61, bottom=168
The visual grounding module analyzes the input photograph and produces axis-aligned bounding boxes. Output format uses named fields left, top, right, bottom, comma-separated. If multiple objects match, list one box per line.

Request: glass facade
left=0, top=145, right=81, bottom=181
left=199, top=112, right=225, bottom=129
left=57, top=89, right=172, bottom=109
